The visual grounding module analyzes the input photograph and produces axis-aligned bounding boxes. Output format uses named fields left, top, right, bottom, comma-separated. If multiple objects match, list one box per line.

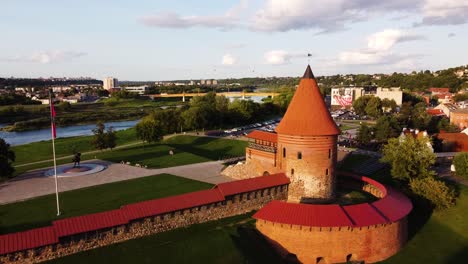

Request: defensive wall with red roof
left=254, top=172, right=412, bottom=264
left=0, top=174, right=290, bottom=258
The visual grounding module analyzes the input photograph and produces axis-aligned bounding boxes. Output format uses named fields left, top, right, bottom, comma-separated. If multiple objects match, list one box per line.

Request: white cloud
left=419, top=0, right=468, bottom=25
left=337, top=29, right=423, bottom=66
left=367, top=29, right=425, bottom=52
left=264, top=50, right=308, bottom=65
left=139, top=0, right=468, bottom=32
left=2, top=50, right=87, bottom=64
left=251, top=0, right=422, bottom=32
left=222, top=54, right=237, bottom=65
left=140, top=0, right=248, bottom=30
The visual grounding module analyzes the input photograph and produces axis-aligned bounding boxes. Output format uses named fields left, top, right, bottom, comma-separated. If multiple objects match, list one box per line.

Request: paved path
left=0, top=160, right=232, bottom=205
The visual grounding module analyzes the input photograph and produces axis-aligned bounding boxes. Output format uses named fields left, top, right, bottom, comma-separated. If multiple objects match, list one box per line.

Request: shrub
left=453, top=152, right=468, bottom=179
left=409, top=177, right=456, bottom=210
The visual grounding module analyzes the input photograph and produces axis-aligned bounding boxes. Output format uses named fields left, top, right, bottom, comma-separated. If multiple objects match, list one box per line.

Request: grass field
left=11, top=135, right=246, bottom=178
left=94, top=135, right=247, bottom=168
left=382, top=185, right=468, bottom=264
left=12, top=128, right=139, bottom=165
left=0, top=174, right=212, bottom=234
left=45, top=214, right=284, bottom=264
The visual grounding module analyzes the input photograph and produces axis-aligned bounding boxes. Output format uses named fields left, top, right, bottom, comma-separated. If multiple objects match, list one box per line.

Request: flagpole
left=49, top=91, right=61, bottom=216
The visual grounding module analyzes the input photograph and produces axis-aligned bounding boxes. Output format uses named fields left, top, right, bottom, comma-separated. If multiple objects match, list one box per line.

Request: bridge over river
left=148, top=92, right=279, bottom=102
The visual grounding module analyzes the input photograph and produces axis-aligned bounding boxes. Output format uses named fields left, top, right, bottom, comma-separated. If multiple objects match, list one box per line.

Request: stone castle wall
left=277, top=134, right=337, bottom=202
left=0, top=186, right=288, bottom=264
left=256, top=218, right=408, bottom=264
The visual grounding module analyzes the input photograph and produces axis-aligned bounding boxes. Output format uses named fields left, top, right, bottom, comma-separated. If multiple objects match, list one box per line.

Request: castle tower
left=275, top=65, right=340, bottom=202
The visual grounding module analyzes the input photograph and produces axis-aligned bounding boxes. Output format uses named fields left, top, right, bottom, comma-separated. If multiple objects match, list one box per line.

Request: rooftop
left=275, top=65, right=340, bottom=136
left=246, top=130, right=277, bottom=143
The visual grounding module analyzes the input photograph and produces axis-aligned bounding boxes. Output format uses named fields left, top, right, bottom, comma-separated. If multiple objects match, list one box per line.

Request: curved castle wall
left=256, top=218, right=408, bottom=264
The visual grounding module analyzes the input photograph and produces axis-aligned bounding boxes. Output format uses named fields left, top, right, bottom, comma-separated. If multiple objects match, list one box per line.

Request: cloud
left=264, top=50, right=309, bottom=65
left=337, top=29, right=424, bottom=66
left=418, top=0, right=468, bottom=26
left=140, top=0, right=248, bottom=30
left=251, top=0, right=422, bottom=32
left=222, top=54, right=237, bottom=65
left=1, top=50, right=87, bottom=64
left=448, top=32, right=456, bottom=38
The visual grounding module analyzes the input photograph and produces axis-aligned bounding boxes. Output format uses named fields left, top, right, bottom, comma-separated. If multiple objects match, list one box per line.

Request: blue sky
left=0, top=0, right=467, bottom=80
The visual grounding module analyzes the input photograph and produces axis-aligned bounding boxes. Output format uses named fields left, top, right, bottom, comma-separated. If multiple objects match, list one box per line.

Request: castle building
left=241, top=65, right=340, bottom=202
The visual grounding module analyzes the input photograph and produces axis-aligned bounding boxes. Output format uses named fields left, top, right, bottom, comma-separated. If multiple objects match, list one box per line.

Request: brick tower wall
left=256, top=218, right=408, bottom=264
left=277, top=134, right=337, bottom=202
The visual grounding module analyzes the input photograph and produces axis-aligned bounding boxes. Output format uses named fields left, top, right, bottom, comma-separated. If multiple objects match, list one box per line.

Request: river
left=0, top=120, right=139, bottom=146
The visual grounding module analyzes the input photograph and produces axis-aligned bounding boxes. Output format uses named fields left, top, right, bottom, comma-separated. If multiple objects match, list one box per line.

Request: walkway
left=0, top=160, right=232, bottom=205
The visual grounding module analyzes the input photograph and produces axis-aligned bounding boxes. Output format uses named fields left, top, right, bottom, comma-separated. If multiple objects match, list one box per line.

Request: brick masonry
left=0, top=186, right=288, bottom=264
left=256, top=218, right=407, bottom=264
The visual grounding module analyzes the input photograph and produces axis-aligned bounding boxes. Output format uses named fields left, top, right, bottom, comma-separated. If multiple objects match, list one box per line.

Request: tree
left=352, top=96, right=372, bottom=116
left=92, top=122, right=107, bottom=150
left=355, top=123, right=373, bottom=145
left=381, top=136, right=436, bottom=180
left=374, top=116, right=401, bottom=143
left=453, top=152, right=468, bottom=179
left=409, top=177, right=456, bottom=209
left=105, top=126, right=117, bottom=150
left=0, top=138, right=15, bottom=178
left=136, top=118, right=163, bottom=143
left=381, top=98, right=397, bottom=113
left=365, top=96, right=382, bottom=119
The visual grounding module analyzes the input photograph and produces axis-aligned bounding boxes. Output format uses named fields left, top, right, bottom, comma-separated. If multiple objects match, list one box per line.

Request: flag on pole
left=50, top=97, right=56, bottom=138
left=49, top=91, right=60, bottom=216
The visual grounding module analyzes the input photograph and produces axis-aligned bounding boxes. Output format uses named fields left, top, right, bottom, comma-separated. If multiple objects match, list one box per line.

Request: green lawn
left=10, top=135, right=246, bottom=178
left=338, top=153, right=373, bottom=171
left=381, top=185, right=468, bottom=264
left=0, top=174, right=212, bottom=234
left=45, top=214, right=284, bottom=264
left=12, top=128, right=138, bottom=165
left=93, top=135, right=247, bottom=168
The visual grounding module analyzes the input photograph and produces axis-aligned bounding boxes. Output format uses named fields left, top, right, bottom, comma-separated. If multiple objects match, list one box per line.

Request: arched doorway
left=263, top=171, right=270, bottom=176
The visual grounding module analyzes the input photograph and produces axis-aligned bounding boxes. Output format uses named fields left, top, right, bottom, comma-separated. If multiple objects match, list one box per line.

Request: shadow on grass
left=230, top=226, right=298, bottom=264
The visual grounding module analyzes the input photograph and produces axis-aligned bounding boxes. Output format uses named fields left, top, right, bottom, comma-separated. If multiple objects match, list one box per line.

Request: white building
left=103, top=77, right=118, bottom=90
left=331, top=87, right=364, bottom=107
left=376, top=87, right=403, bottom=105
left=123, top=86, right=149, bottom=95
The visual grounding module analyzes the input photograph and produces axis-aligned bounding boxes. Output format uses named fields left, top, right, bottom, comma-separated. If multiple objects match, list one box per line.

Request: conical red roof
left=275, top=65, right=340, bottom=136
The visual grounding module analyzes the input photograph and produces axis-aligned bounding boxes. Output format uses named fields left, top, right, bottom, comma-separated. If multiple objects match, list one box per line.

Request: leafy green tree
left=355, top=123, right=373, bottom=145
left=105, top=126, right=117, bottom=150
left=453, top=152, right=468, bottom=179
left=0, top=138, right=15, bottom=178
left=374, top=116, right=401, bottom=143
left=381, top=98, right=397, bottom=113
left=135, top=118, right=163, bottom=143
left=381, top=136, right=436, bottom=180
left=181, top=106, right=209, bottom=130
left=365, top=97, right=382, bottom=119
left=409, top=177, right=456, bottom=209
left=92, top=122, right=107, bottom=150
left=352, top=96, right=372, bottom=116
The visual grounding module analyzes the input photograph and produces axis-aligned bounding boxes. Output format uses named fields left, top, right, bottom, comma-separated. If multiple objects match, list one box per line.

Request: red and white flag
left=50, top=97, right=56, bottom=138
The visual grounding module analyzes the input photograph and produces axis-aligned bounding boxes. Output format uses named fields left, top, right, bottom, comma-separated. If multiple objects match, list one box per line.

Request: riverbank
left=0, top=97, right=183, bottom=132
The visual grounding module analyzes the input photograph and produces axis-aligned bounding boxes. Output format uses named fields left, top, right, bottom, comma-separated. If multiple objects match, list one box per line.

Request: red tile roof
left=372, top=188, right=413, bottom=222
left=53, top=209, right=128, bottom=237
left=246, top=130, right=277, bottom=143
left=342, top=203, right=388, bottom=226
left=254, top=201, right=353, bottom=227
left=215, top=173, right=290, bottom=196
left=436, top=132, right=468, bottom=152
left=276, top=65, right=340, bottom=136
left=0, top=226, right=58, bottom=255
left=429, top=88, right=450, bottom=93
left=426, top=109, right=445, bottom=116
left=122, top=189, right=225, bottom=221
left=254, top=173, right=412, bottom=228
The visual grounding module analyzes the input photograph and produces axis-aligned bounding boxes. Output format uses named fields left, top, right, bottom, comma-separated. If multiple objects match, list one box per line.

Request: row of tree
left=135, top=92, right=284, bottom=143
